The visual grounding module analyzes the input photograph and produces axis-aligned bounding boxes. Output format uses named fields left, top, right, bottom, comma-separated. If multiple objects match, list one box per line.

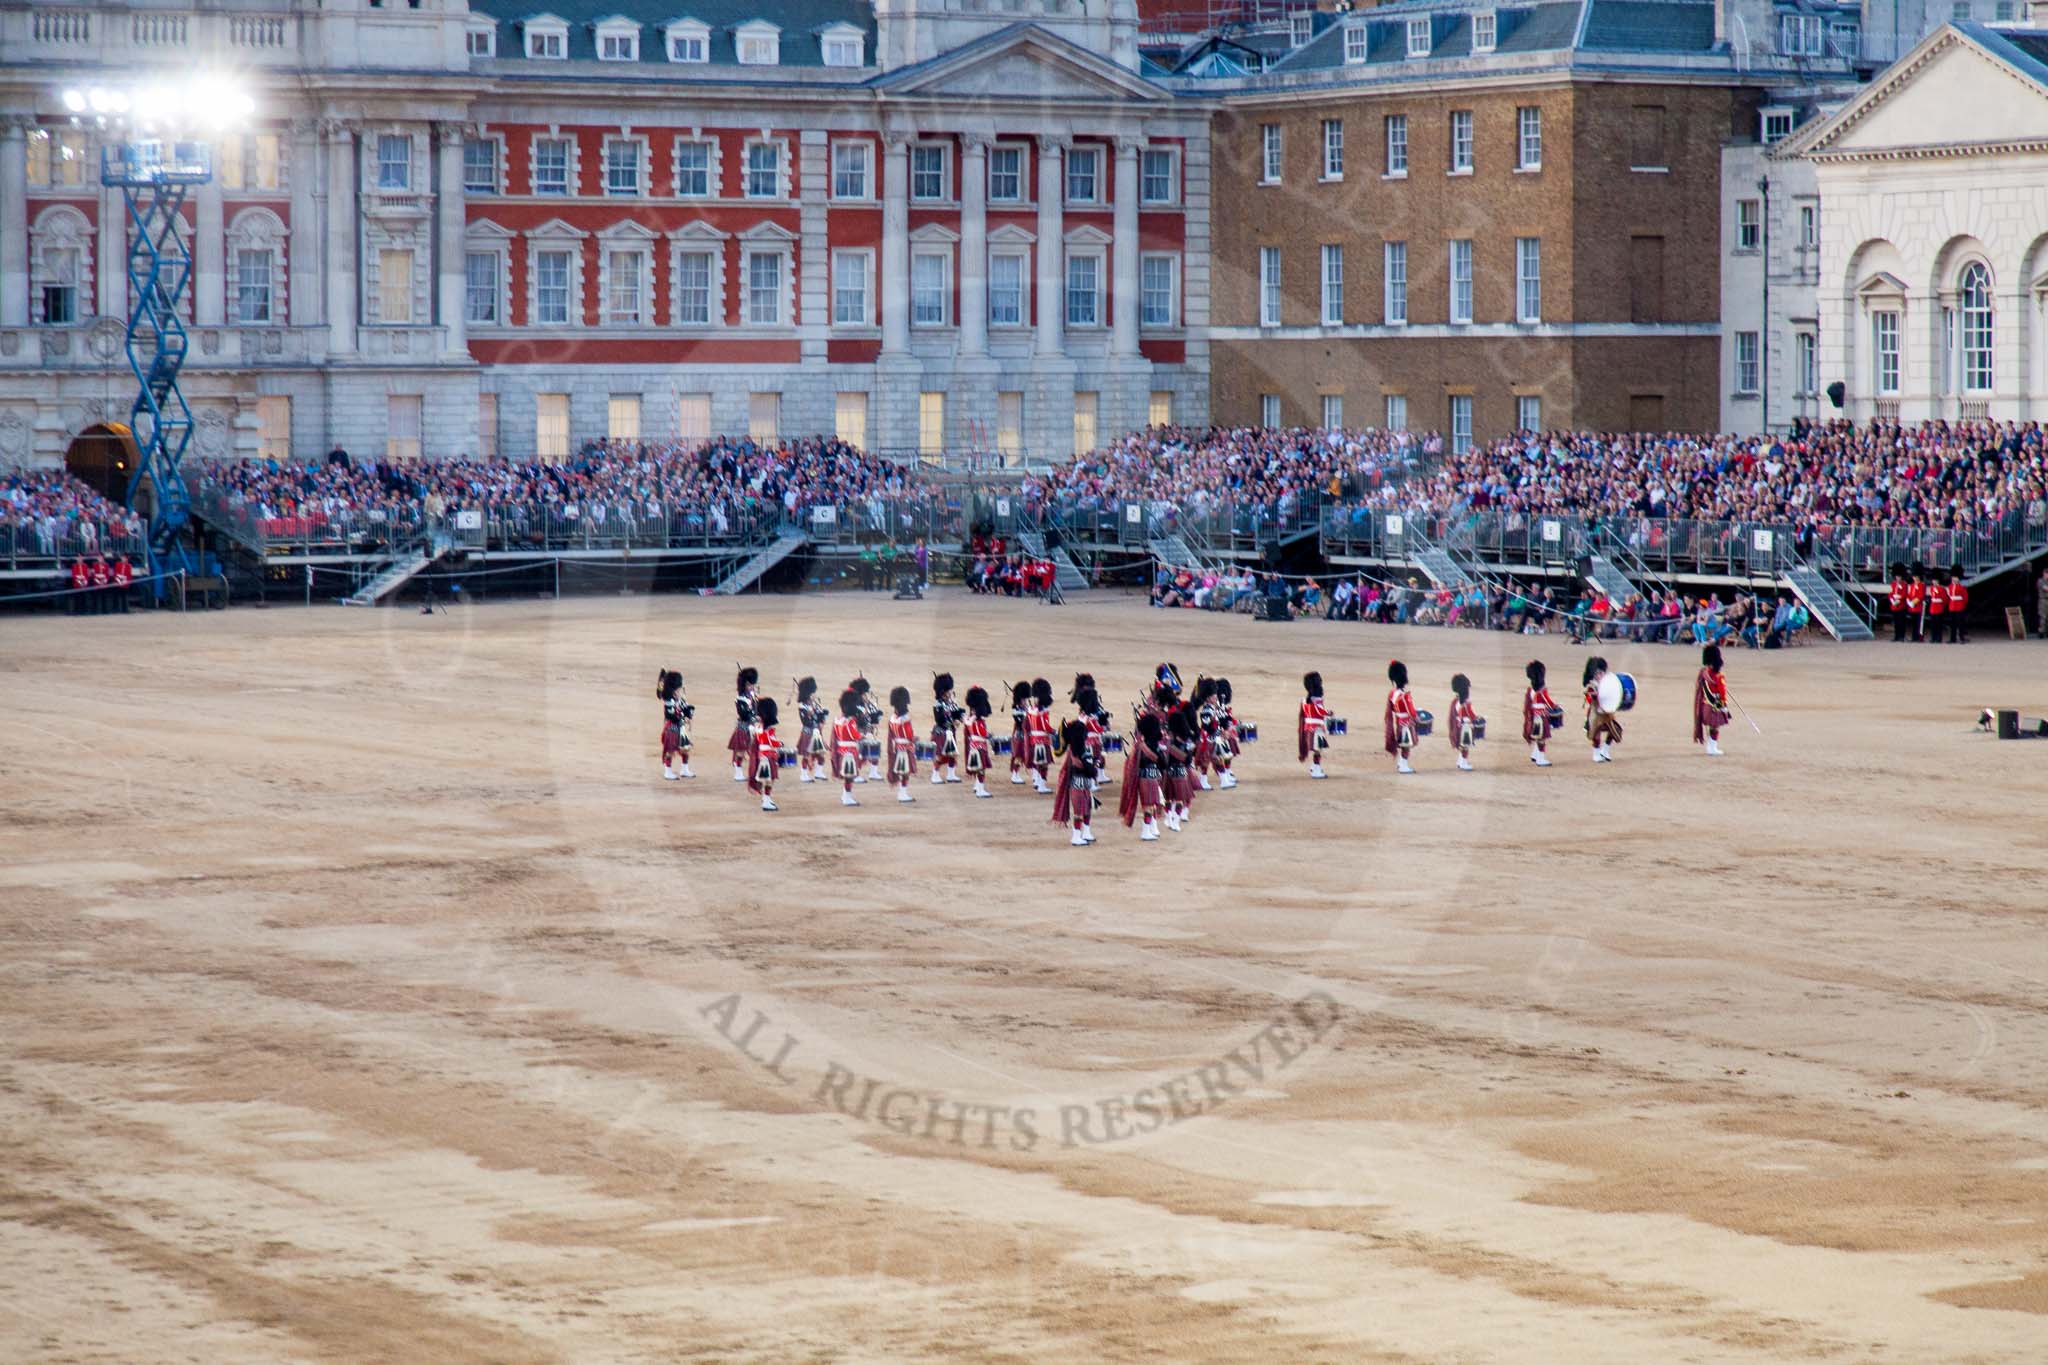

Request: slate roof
left=471, top=0, right=876, bottom=69
left=1963, top=21, right=2048, bottom=91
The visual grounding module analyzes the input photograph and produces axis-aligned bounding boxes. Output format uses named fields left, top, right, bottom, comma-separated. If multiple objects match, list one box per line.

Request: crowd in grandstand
left=1, top=468, right=146, bottom=555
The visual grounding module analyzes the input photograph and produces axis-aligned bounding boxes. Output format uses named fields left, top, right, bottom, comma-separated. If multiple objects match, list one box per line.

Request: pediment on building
left=873, top=24, right=1168, bottom=104
left=1788, top=26, right=2048, bottom=161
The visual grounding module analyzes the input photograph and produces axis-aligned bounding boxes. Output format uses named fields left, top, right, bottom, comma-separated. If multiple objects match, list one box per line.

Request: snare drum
left=859, top=740, right=881, bottom=762
left=915, top=740, right=937, bottom=761
left=1413, top=710, right=1434, bottom=737
left=1238, top=722, right=1259, bottom=744
left=1544, top=705, right=1567, bottom=730
left=1104, top=734, right=1125, bottom=753
left=1328, top=716, right=1349, bottom=736
left=1471, top=716, right=1487, bottom=741
left=992, top=736, right=1013, bottom=755
left=777, top=749, right=799, bottom=768
left=1617, top=673, right=1639, bottom=712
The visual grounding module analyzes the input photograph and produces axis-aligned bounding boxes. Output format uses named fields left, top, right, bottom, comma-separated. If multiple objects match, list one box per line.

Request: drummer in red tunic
left=1051, top=718, right=1097, bottom=846
left=1522, top=660, right=1556, bottom=767
left=1024, top=678, right=1057, bottom=794
left=832, top=690, right=866, bottom=806
left=1299, top=671, right=1332, bottom=779
left=1006, top=681, right=1031, bottom=786
left=1119, top=712, right=1168, bottom=841
left=1693, top=644, right=1731, bottom=756
left=1448, top=673, right=1483, bottom=773
left=1582, top=656, right=1622, bottom=763
left=961, top=686, right=996, bottom=800
left=1383, top=659, right=1421, bottom=775
left=748, top=697, right=782, bottom=811
left=886, top=685, right=918, bottom=804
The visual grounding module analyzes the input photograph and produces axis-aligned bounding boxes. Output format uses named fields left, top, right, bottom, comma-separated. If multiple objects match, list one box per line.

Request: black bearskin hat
left=657, top=670, right=682, bottom=700
left=1061, top=718, right=1089, bottom=753
left=1032, top=678, right=1054, bottom=708
left=1011, top=681, right=1031, bottom=706
left=1076, top=686, right=1100, bottom=717
left=1451, top=672, right=1471, bottom=701
left=1168, top=705, right=1197, bottom=740
left=1582, top=656, right=1608, bottom=688
left=933, top=672, right=954, bottom=696
left=1195, top=677, right=1217, bottom=705
left=1216, top=678, right=1233, bottom=705
left=797, top=675, right=817, bottom=702
left=1388, top=659, right=1409, bottom=689
left=1070, top=672, right=1096, bottom=702
left=1152, top=683, right=1177, bottom=709
left=1137, top=712, right=1164, bottom=746
left=1702, top=643, right=1724, bottom=670
left=754, top=697, right=779, bottom=727
left=839, top=689, right=861, bottom=719
left=1303, top=670, right=1323, bottom=699
left=737, top=666, right=759, bottom=690
left=1525, top=660, right=1546, bottom=688
left=965, top=685, right=992, bottom=718
left=889, top=685, right=911, bottom=712
left=851, top=675, right=871, bottom=695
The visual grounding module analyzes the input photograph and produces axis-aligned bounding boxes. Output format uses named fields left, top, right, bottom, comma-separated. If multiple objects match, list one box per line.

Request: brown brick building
left=1165, top=1, right=1850, bottom=444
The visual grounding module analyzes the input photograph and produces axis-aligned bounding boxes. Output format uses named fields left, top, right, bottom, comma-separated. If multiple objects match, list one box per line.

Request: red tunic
left=1888, top=578, right=1907, bottom=613
left=1926, top=585, right=1946, bottom=618
left=1449, top=697, right=1482, bottom=750
left=1693, top=668, right=1731, bottom=744
left=748, top=726, right=780, bottom=794
left=1298, top=697, right=1330, bottom=762
left=1051, top=753, right=1093, bottom=825
left=1905, top=581, right=1925, bottom=615
left=1523, top=686, right=1556, bottom=743
left=887, top=714, right=918, bottom=779
left=1024, top=706, right=1055, bottom=769
left=1947, top=582, right=1967, bottom=614
left=1117, top=737, right=1166, bottom=826
left=1383, top=687, right=1420, bottom=755
left=963, top=715, right=993, bottom=773
left=832, top=716, right=863, bottom=778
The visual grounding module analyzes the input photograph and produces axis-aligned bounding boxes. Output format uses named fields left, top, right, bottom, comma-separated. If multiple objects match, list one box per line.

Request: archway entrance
left=64, top=422, right=143, bottom=505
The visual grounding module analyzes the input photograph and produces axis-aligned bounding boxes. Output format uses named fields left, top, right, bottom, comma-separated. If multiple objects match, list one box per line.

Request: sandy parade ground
left=3, top=587, right=2046, bottom=1363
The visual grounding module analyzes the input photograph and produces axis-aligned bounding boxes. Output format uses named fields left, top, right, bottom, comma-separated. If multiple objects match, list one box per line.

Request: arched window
left=1960, top=261, right=1994, bottom=392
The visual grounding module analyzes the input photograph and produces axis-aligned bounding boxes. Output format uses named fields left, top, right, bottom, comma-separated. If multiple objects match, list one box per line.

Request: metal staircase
left=1583, top=553, right=1645, bottom=607
left=1404, top=530, right=1468, bottom=589
left=711, top=528, right=807, bottom=595
left=344, top=548, right=435, bottom=606
left=1017, top=529, right=1088, bottom=592
left=1783, top=561, right=1874, bottom=641
left=1148, top=532, right=1213, bottom=575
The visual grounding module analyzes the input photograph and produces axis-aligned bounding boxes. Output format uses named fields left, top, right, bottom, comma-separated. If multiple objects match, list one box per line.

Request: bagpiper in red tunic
left=1051, top=719, right=1096, bottom=842
left=1693, top=644, right=1732, bottom=747
left=1118, top=714, right=1167, bottom=836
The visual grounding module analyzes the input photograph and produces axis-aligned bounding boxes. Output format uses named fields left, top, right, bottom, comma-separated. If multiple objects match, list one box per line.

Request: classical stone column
left=1111, top=135, right=1141, bottom=358
left=1034, top=134, right=1066, bottom=357
left=0, top=117, right=28, bottom=327
left=324, top=120, right=357, bottom=355
left=880, top=131, right=911, bottom=356
left=194, top=173, right=224, bottom=326
left=435, top=123, right=467, bottom=356
left=289, top=120, right=319, bottom=327
left=959, top=134, right=989, bottom=357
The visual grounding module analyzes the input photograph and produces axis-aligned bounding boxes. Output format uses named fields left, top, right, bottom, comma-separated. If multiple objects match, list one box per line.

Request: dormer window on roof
left=1343, top=23, right=1368, bottom=62
left=1289, top=11, right=1312, bottom=47
left=594, top=16, right=641, bottom=61
left=735, top=19, right=780, bottom=65
left=466, top=22, right=496, bottom=57
left=1472, top=10, right=1496, bottom=52
left=523, top=13, right=568, bottom=59
left=1406, top=17, right=1430, bottom=58
left=665, top=18, right=709, bottom=62
left=819, top=21, right=864, bottom=67
left=1759, top=106, right=1795, bottom=144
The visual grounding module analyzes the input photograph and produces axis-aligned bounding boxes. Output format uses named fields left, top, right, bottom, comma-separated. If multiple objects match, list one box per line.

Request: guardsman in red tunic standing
left=832, top=689, right=865, bottom=807
left=1383, top=659, right=1421, bottom=775
left=1299, top=671, right=1331, bottom=780
left=961, top=686, right=996, bottom=800
left=1905, top=571, right=1926, bottom=642
left=1888, top=564, right=1910, bottom=642
left=112, top=555, right=133, bottom=613
left=1024, top=678, right=1057, bottom=794
left=1522, top=659, right=1557, bottom=767
left=1922, top=567, right=1945, bottom=644
left=1946, top=568, right=1968, bottom=644
left=1448, top=673, right=1483, bottom=773
left=749, top=698, right=782, bottom=812
left=1693, top=644, right=1732, bottom=756
left=886, top=685, right=918, bottom=804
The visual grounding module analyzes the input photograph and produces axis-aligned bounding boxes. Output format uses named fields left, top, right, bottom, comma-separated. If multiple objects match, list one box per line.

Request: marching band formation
left=654, top=646, right=1746, bottom=843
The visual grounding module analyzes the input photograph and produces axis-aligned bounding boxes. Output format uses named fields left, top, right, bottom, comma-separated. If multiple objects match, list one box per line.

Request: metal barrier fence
left=0, top=520, right=150, bottom=571
left=189, top=483, right=428, bottom=559
left=438, top=500, right=781, bottom=554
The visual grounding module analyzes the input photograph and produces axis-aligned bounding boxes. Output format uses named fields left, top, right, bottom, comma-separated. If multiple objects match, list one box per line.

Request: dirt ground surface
left=3, top=588, right=2046, bottom=1364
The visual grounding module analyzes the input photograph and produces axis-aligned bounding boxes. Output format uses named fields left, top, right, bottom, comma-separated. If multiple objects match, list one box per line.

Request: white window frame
left=911, top=246, right=952, bottom=328
left=1261, top=393, right=1282, bottom=428
left=1736, top=198, right=1760, bottom=252
left=232, top=246, right=274, bottom=324
left=1261, top=124, right=1283, bottom=184
left=911, top=142, right=950, bottom=203
left=1780, top=14, right=1822, bottom=56
left=1449, top=394, right=1473, bottom=453
left=1760, top=106, right=1795, bottom=145
left=1321, top=393, right=1344, bottom=431
left=1384, top=114, right=1407, bottom=177
left=1383, top=240, right=1407, bottom=325
left=1290, top=10, right=1313, bottom=46
left=466, top=25, right=496, bottom=57
left=735, top=19, right=780, bottom=65
left=666, top=20, right=708, bottom=62
left=1449, top=109, right=1473, bottom=173
left=1959, top=261, right=1995, bottom=393
left=530, top=133, right=573, bottom=196
left=1343, top=25, right=1368, bottom=63
left=820, top=22, right=864, bottom=67
left=1321, top=118, right=1344, bottom=181
left=1140, top=147, right=1178, bottom=206
left=524, top=17, right=568, bottom=59
left=1799, top=202, right=1818, bottom=249
left=1516, top=236, right=1541, bottom=322
left=988, top=144, right=1026, bottom=204
left=603, top=135, right=646, bottom=198
left=743, top=138, right=786, bottom=200
left=463, top=136, right=501, bottom=194
left=1260, top=245, right=1282, bottom=328
left=1516, top=394, right=1540, bottom=431
left=531, top=246, right=576, bottom=326
left=668, top=225, right=725, bottom=327
left=225, top=207, right=287, bottom=326
left=1516, top=106, right=1542, bottom=170
left=672, top=137, right=716, bottom=198
left=1872, top=310, right=1901, bottom=395
left=598, top=233, right=652, bottom=326
left=1141, top=252, right=1179, bottom=329
left=1449, top=238, right=1473, bottom=325
left=1796, top=330, right=1817, bottom=396
left=1320, top=243, right=1343, bottom=327
left=376, top=133, right=412, bottom=192
left=1385, top=393, right=1408, bottom=432
left=1472, top=10, right=1497, bottom=52
left=595, top=18, right=640, bottom=62
left=464, top=248, right=502, bottom=325
left=1065, top=247, right=1104, bottom=328
left=831, top=140, right=871, bottom=200
left=1065, top=145, right=1100, bottom=205
left=988, top=237, right=1031, bottom=327
left=1406, top=17, right=1431, bottom=58
left=463, top=221, right=514, bottom=327
left=832, top=247, right=873, bottom=327
left=1734, top=331, right=1760, bottom=394
left=739, top=230, right=793, bottom=327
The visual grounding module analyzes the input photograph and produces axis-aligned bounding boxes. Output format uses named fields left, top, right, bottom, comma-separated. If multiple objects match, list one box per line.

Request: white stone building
left=0, top=0, right=1208, bottom=469
left=1788, top=18, right=2048, bottom=423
